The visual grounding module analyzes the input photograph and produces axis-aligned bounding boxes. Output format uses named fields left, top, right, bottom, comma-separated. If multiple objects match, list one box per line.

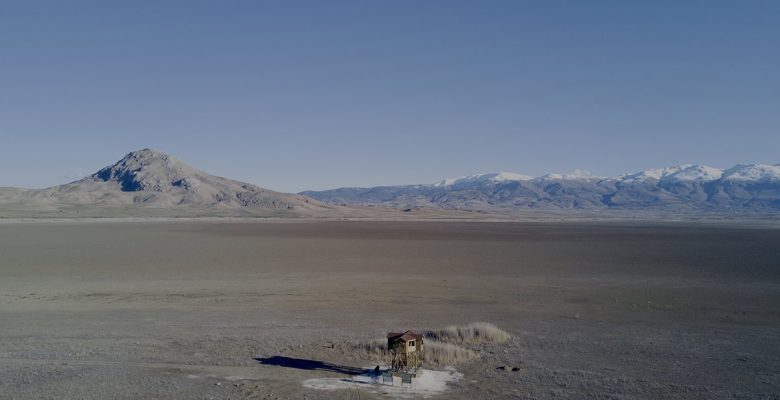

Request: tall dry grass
left=423, top=341, right=478, bottom=364
left=349, top=338, right=477, bottom=365
left=354, top=338, right=389, bottom=359
left=347, top=322, right=508, bottom=365
left=425, top=322, right=510, bottom=344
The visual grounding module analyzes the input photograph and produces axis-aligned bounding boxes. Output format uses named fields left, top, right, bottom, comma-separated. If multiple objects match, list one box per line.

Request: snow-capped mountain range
left=301, top=164, right=780, bottom=212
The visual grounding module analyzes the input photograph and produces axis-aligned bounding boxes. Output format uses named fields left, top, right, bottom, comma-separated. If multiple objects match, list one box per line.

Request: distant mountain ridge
left=301, top=164, right=780, bottom=212
left=2, top=150, right=779, bottom=218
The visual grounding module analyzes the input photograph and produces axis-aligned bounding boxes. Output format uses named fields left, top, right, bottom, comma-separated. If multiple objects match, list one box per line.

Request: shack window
left=409, top=340, right=415, bottom=346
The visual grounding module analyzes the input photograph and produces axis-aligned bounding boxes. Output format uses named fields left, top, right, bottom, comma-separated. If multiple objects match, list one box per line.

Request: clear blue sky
left=1, top=1, right=778, bottom=192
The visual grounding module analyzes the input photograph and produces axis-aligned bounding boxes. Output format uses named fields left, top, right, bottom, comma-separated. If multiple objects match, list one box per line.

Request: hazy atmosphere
left=1, top=1, right=778, bottom=192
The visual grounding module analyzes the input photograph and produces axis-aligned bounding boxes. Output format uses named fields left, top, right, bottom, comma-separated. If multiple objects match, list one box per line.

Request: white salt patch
left=303, top=367, right=462, bottom=399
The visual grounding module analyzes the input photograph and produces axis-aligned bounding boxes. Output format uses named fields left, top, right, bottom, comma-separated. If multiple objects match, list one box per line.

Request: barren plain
left=1, top=220, right=779, bottom=399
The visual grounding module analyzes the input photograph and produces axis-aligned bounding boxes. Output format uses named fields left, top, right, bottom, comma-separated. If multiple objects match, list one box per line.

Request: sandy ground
left=0, top=220, right=779, bottom=399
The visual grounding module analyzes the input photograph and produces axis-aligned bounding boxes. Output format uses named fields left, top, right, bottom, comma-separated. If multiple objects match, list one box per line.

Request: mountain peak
left=119, top=148, right=177, bottom=165
left=91, top=149, right=199, bottom=192
left=125, top=147, right=165, bottom=157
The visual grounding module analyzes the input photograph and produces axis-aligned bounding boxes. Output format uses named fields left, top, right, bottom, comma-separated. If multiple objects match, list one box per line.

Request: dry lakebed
left=0, top=220, right=779, bottom=399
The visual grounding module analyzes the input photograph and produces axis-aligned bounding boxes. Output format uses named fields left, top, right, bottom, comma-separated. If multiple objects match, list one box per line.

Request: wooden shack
left=387, top=330, right=423, bottom=371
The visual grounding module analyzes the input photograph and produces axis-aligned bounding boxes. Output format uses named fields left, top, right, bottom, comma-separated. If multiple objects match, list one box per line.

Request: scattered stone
left=511, top=367, right=520, bottom=372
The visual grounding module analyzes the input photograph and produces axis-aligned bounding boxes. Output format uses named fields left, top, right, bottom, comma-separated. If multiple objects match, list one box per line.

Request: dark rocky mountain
left=0, top=149, right=335, bottom=217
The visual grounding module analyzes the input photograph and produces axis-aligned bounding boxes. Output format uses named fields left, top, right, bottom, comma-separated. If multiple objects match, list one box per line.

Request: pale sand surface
left=1, top=220, right=779, bottom=399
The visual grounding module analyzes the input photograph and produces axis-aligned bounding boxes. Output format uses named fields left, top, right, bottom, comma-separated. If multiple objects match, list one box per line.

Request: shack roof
left=387, top=331, right=423, bottom=341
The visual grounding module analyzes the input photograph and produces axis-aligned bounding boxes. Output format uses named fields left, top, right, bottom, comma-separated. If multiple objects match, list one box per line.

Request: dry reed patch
left=423, top=341, right=478, bottom=364
left=425, top=322, right=510, bottom=345
left=349, top=338, right=478, bottom=365
left=346, top=321, right=510, bottom=366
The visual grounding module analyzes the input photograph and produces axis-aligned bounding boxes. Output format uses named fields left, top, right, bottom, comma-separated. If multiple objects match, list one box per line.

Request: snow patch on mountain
left=615, top=165, right=723, bottom=184
left=721, top=164, right=780, bottom=182
left=537, top=169, right=601, bottom=181
left=434, top=172, right=532, bottom=187
left=616, top=166, right=684, bottom=183
left=663, top=165, right=723, bottom=182
left=436, top=165, right=729, bottom=186
left=492, top=172, right=534, bottom=182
